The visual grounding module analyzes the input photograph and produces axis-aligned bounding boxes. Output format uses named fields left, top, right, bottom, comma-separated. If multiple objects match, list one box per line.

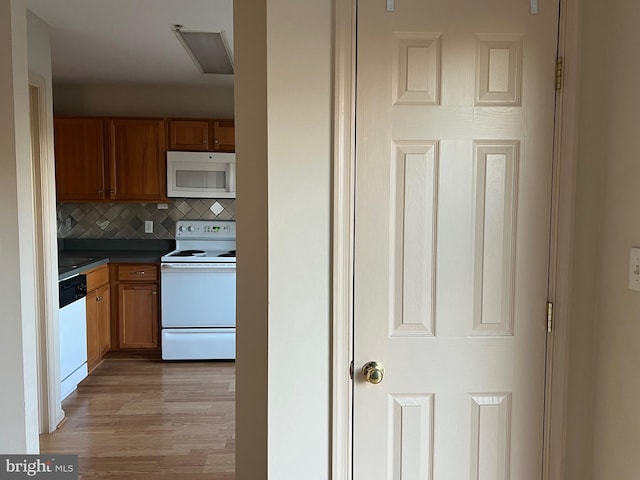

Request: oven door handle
left=161, top=263, right=236, bottom=272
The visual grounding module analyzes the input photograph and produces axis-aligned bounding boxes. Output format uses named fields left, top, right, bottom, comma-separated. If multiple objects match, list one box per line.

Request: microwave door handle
left=228, top=163, right=236, bottom=193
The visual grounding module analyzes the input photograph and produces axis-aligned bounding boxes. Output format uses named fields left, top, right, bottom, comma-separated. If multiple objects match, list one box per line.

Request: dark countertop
left=58, top=257, right=109, bottom=281
left=58, top=239, right=175, bottom=281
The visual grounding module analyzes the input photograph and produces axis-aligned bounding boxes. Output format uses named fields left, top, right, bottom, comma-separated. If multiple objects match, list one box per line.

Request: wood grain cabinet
left=168, top=120, right=210, bottom=151
left=168, top=119, right=235, bottom=152
left=108, top=119, right=167, bottom=201
left=55, top=116, right=235, bottom=201
left=115, top=264, right=159, bottom=349
left=54, top=116, right=167, bottom=202
left=212, top=120, right=235, bottom=152
left=54, top=117, right=107, bottom=201
left=85, top=265, right=111, bottom=371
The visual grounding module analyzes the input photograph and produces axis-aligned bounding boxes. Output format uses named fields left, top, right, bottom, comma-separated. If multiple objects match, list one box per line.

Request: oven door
left=161, top=262, right=236, bottom=327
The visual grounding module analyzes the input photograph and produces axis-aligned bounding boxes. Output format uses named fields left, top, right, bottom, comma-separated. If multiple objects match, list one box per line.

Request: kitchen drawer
left=86, top=264, right=109, bottom=290
left=118, top=264, right=159, bottom=282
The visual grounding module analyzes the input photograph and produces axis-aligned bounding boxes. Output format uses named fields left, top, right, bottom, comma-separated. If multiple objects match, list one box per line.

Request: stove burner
left=173, top=250, right=207, bottom=257
left=217, top=250, right=236, bottom=258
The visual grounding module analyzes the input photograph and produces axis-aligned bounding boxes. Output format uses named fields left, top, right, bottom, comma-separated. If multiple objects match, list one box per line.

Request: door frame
left=331, top=0, right=583, bottom=478
left=29, top=73, right=64, bottom=434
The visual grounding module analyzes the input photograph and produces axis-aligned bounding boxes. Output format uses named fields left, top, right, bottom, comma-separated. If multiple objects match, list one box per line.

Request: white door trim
left=331, top=0, right=356, bottom=478
left=29, top=73, right=64, bottom=434
left=330, top=0, right=583, bottom=478
left=542, top=0, right=583, bottom=478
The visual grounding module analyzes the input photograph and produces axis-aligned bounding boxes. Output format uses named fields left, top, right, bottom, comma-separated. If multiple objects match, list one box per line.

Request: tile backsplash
left=57, top=198, right=236, bottom=239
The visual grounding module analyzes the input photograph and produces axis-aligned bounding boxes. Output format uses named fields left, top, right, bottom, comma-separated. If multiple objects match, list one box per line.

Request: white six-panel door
left=353, top=0, right=559, bottom=478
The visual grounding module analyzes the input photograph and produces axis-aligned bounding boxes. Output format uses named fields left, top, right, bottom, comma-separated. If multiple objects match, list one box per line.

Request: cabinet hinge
left=555, top=57, right=564, bottom=91
left=349, top=360, right=354, bottom=380
left=547, top=301, right=554, bottom=333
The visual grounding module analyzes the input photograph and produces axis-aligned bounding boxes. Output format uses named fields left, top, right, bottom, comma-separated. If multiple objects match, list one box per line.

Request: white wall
left=0, top=0, right=40, bottom=453
left=589, top=0, right=640, bottom=477
left=234, top=0, right=332, bottom=478
left=265, top=0, right=331, bottom=477
left=563, top=0, right=607, bottom=477
left=565, top=0, right=640, bottom=478
left=53, top=83, right=234, bottom=118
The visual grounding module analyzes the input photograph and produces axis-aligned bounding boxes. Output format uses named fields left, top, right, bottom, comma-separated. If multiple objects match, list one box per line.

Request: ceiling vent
left=173, top=25, right=234, bottom=75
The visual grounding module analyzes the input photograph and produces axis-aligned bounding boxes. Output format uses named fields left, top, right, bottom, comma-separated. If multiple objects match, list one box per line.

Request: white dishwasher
left=59, top=274, right=88, bottom=400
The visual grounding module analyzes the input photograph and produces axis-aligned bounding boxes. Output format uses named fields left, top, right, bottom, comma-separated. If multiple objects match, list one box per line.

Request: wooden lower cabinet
left=86, top=289, right=100, bottom=369
left=110, top=263, right=160, bottom=350
left=86, top=266, right=111, bottom=371
left=118, top=283, right=159, bottom=348
left=98, top=285, right=111, bottom=356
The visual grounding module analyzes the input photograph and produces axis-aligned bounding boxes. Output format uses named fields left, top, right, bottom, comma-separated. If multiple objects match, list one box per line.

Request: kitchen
left=57, top=130, right=238, bottom=397
left=26, top=0, right=239, bottom=475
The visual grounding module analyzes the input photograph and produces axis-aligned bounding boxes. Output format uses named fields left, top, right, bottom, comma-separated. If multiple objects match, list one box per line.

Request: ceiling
left=26, top=0, right=234, bottom=87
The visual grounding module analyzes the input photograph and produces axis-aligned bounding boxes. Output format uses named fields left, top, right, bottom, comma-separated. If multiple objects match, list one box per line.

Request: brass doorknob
left=362, top=361, right=385, bottom=384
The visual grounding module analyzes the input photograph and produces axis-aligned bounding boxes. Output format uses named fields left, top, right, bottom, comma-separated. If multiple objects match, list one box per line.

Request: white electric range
left=160, top=220, right=236, bottom=360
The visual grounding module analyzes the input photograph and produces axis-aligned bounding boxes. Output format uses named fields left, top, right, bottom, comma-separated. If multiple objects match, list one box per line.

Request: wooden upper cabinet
left=168, top=119, right=235, bottom=152
left=54, top=116, right=234, bottom=202
left=212, top=120, right=235, bottom=152
left=168, top=120, right=209, bottom=151
left=54, top=117, right=107, bottom=201
left=108, top=119, right=167, bottom=201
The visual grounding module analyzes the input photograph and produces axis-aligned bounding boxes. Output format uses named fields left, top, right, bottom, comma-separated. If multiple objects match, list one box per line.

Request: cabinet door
left=118, top=283, right=159, bottom=348
left=97, top=284, right=111, bottom=356
left=86, top=289, right=101, bottom=369
left=212, top=120, right=235, bottom=152
left=109, top=119, right=166, bottom=201
left=169, top=120, right=210, bottom=151
left=54, top=117, right=106, bottom=201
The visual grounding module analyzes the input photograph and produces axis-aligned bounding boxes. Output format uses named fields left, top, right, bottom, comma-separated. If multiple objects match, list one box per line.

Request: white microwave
left=167, top=151, right=235, bottom=198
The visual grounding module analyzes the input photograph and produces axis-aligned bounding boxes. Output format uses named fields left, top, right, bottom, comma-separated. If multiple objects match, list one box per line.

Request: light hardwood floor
left=40, top=357, right=235, bottom=479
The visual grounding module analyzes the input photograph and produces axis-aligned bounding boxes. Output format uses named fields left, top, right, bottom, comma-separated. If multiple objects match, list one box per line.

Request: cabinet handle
left=110, top=189, right=115, bottom=194
left=98, top=189, right=103, bottom=193
left=152, top=291, right=158, bottom=295
left=135, top=271, right=146, bottom=275
left=214, top=139, right=219, bottom=144
left=96, top=296, right=102, bottom=302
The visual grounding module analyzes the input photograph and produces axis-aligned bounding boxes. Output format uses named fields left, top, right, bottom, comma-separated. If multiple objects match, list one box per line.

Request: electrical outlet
left=157, top=203, right=168, bottom=210
left=145, top=221, right=154, bottom=234
left=629, top=247, right=640, bottom=292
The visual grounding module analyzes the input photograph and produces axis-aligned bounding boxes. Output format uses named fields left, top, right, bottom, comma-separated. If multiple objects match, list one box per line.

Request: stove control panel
left=175, top=220, right=235, bottom=240
left=204, top=225, right=231, bottom=234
